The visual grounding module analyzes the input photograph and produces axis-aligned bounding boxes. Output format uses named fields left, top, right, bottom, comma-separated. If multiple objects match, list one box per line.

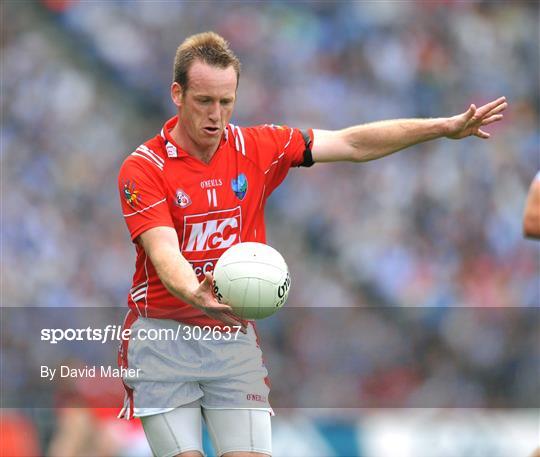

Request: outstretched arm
left=312, top=96, right=507, bottom=163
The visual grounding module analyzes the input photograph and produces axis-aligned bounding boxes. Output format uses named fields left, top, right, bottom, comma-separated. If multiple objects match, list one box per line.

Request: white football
left=213, top=242, right=291, bottom=319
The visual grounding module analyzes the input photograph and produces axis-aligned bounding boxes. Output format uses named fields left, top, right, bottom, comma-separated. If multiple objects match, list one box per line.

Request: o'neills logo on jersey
left=182, top=207, right=242, bottom=255
left=200, top=178, right=222, bottom=189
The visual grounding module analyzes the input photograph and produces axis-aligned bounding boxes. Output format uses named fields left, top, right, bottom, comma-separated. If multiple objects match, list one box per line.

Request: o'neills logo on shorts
left=246, top=393, right=267, bottom=403
left=181, top=207, right=242, bottom=257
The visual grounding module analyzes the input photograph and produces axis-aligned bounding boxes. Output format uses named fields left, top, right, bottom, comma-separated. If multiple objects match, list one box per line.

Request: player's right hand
left=191, top=273, right=247, bottom=332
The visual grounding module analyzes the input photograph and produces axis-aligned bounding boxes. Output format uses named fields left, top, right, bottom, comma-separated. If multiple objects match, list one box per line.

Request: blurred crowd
left=2, top=0, right=539, bottom=454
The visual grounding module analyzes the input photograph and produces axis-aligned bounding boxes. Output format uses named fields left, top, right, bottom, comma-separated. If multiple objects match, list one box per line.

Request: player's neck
left=170, top=122, right=218, bottom=164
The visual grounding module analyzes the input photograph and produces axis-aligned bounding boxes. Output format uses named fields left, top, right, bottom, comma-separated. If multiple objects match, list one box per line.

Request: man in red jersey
left=117, top=32, right=506, bottom=457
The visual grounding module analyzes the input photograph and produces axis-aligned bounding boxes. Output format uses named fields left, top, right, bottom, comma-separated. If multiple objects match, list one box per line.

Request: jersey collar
left=160, top=116, right=228, bottom=159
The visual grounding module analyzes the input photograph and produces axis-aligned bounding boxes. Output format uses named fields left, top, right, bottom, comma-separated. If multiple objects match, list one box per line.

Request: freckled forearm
left=343, top=117, right=449, bottom=162
left=151, top=245, right=201, bottom=304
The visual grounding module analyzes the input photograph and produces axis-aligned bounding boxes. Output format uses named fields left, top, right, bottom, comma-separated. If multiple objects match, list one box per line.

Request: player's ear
left=171, top=82, right=183, bottom=107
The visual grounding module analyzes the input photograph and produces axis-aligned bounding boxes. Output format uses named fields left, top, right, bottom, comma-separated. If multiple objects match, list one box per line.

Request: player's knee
left=174, top=452, right=204, bottom=457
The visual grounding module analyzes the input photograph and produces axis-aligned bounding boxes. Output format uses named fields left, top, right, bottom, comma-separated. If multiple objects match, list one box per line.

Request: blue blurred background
left=2, top=0, right=539, bottom=456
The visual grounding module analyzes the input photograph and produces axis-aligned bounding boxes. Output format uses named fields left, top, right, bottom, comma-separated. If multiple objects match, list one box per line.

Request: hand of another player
left=191, top=272, right=247, bottom=333
left=446, top=96, right=507, bottom=140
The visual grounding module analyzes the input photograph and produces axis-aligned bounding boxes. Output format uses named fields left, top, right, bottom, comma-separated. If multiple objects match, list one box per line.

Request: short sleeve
left=241, top=125, right=313, bottom=195
left=118, top=156, right=174, bottom=241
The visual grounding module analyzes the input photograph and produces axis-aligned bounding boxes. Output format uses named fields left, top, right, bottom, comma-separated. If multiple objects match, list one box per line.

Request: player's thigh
left=221, top=453, right=269, bottom=457
left=202, top=408, right=271, bottom=457
left=141, top=401, right=204, bottom=457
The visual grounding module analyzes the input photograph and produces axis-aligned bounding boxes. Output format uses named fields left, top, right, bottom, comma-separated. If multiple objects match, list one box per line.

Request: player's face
left=173, top=61, right=237, bottom=156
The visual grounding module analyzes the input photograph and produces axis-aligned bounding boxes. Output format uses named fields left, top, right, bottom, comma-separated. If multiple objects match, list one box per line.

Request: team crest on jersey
left=231, top=173, right=248, bottom=200
left=175, top=188, right=191, bottom=208
left=123, top=181, right=140, bottom=207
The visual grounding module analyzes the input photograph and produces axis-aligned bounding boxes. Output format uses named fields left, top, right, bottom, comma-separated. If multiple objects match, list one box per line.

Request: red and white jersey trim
left=118, top=310, right=138, bottom=420
left=131, top=145, right=164, bottom=171
left=143, top=255, right=150, bottom=317
left=264, top=152, right=286, bottom=175
left=261, top=127, right=292, bottom=175
left=130, top=281, right=148, bottom=304
left=282, top=128, right=294, bottom=151
left=123, top=198, right=167, bottom=217
left=230, top=124, right=246, bottom=156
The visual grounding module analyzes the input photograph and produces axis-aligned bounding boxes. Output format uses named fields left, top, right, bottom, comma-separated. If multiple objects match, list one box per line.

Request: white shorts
left=119, top=314, right=273, bottom=418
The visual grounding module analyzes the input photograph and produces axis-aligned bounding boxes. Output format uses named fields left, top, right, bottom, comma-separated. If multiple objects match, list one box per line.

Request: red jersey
left=118, top=117, right=313, bottom=326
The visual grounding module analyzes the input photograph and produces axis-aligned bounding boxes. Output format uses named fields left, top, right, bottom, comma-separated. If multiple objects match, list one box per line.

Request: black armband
left=300, top=130, right=315, bottom=167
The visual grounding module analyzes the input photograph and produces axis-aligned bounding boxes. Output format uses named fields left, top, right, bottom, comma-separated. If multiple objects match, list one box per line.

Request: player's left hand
left=446, top=96, right=507, bottom=140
